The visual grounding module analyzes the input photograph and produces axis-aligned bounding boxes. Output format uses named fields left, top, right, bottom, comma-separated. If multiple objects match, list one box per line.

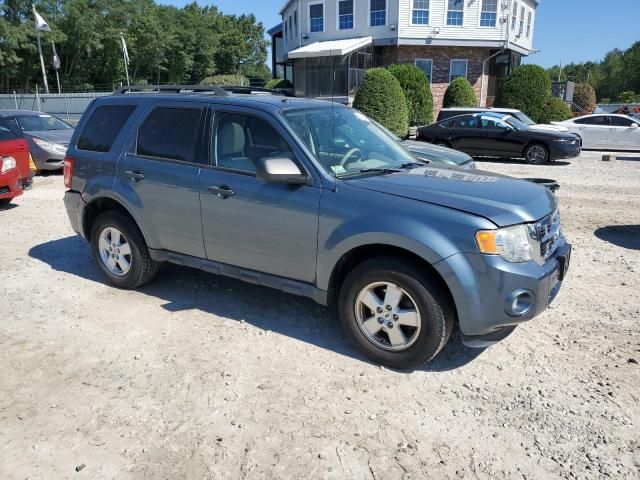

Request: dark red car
left=0, top=125, right=33, bottom=206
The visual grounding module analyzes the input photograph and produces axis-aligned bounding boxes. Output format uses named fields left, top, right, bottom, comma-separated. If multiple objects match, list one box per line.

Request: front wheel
left=524, top=143, right=549, bottom=164
left=338, top=256, right=454, bottom=369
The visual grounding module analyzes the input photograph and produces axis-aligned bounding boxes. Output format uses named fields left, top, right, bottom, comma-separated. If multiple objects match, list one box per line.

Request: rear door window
left=574, top=116, right=609, bottom=126
left=609, top=116, right=636, bottom=127
left=0, top=126, right=19, bottom=141
left=77, top=105, right=136, bottom=152
left=137, top=107, right=204, bottom=163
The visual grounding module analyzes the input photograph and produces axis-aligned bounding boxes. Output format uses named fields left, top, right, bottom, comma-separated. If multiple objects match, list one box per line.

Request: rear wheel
left=338, top=256, right=454, bottom=369
left=524, top=143, right=549, bottom=164
left=91, top=211, right=159, bottom=288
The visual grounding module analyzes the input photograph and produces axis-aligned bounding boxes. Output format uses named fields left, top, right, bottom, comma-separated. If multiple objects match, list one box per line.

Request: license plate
left=557, top=247, right=571, bottom=281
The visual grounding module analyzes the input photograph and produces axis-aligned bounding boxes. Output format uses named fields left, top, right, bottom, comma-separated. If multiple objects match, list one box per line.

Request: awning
left=287, top=36, right=373, bottom=59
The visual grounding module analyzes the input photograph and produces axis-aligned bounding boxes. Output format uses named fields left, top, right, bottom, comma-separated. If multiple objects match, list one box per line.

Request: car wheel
left=524, top=143, right=549, bottom=164
left=434, top=140, right=451, bottom=148
left=338, top=256, right=454, bottom=369
left=91, top=211, right=159, bottom=289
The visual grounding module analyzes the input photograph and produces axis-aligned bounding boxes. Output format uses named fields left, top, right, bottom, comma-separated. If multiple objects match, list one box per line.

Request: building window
left=309, top=2, right=324, bottom=32
left=446, top=0, right=464, bottom=26
left=289, top=16, right=293, bottom=38
left=511, top=2, right=517, bottom=31
left=479, top=0, right=497, bottom=27
left=526, top=11, right=532, bottom=37
left=449, top=59, right=467, bottom=82
left=519, top=6, right=525, bottom=35
left=294, top=9, right=298, bottom=37
left=283, top=18, right=287, bottom=39
left=412, top=0, right=429, bottom=25
left=415, top=59, right=432, bottom=84
left=370, top=0, right=386, bottom=26
left=338, top=0, right=354, bottom=29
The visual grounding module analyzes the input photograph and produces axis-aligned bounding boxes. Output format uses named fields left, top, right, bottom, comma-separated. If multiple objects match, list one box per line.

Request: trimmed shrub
left=387, top=64, right=433, bottom=126
left=539, top=97, right=573, bottom=123
left=442, top=77, right=477, bottom=108
left=353, top=68, right=409, bottom=137
left=265, top=78, right=293, bottom=89
left=573, top=83, right=596, bottom=113
left=200, top=74, right=250, bottom=86
left=495, top=64, right=551, bottom=123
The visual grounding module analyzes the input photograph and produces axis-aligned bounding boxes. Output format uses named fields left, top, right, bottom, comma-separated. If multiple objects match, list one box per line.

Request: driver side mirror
left=256, top=157, right=308, bottom=185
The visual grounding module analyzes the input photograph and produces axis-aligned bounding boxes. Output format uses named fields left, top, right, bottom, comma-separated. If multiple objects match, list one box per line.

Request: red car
left=0, top=125, right=33, bottom=206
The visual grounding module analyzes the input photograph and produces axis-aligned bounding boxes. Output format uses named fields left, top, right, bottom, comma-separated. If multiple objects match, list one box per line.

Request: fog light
left=505, top=290, right=534, bottom=317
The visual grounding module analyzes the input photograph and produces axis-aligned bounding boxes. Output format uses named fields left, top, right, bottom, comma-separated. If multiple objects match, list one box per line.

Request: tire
left=0, top=198, right=12, bottom=206
left=433, top=140, right=451, bottom=148
left=90, top=211, right=159, bottom=289
left=338, top=256, right=454, bottom=369
left=524, top=143, right=549, bottom=164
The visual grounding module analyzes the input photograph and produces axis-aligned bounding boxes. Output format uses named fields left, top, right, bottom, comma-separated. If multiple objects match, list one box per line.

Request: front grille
left=537, top=210, right=561, bottom=260
left=0, top=186, right=9, bottom=195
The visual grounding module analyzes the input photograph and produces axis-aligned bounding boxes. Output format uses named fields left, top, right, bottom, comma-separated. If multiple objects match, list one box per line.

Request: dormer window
left=446, top=0, right=464, bottom=26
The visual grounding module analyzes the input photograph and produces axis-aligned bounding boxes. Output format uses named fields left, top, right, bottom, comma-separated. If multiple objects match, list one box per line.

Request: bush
left=265, top=78, right=293, bottom=90
left=442, top=77, right=477, bottom=108
left=353, top=68, right=409, bottom=137
left=573, top=83, right=596, bottom=112
left=618, top=91, right=640, bottom=103
left=539, top=97, right=573, bottom=123
left=200, top=74, right=250, bottom=86
left=495, top=64, right=551, bottom=122
left=387, top=64, right=433, bottom=126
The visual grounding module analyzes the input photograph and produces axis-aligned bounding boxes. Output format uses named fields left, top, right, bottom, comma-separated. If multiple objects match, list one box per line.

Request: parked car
left=63, top=85, right=571, bottom=369
left=552, top=114, right=640, bottom=150
left=0, top=110, right=74, bottom=171
left=437, top=107, right=570, bottom=133
left=417, top=112, right=581, bottom=164
left=0, top=125, right=33, bottom=205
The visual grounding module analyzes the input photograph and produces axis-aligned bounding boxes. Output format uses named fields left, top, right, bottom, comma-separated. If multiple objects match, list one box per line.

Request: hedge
left=387, top=64, right=433, bottom=126
left=539, top=97, right=573, bottom=123
left=573, top=83, right=596, bottom=113
left=442, top=77, right=477, bottom=108
left=265, top=78, right=293, bottom=90
left=353, top=68, right=409, bottom=137
left=200, top=74, right=250, bottom=86
left=496, top=65, right=551, bottom=123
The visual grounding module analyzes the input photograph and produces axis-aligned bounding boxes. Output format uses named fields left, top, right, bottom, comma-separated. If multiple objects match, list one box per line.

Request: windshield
left=283, top=107, right=418, bottom=177
left=505, top=116, right=531, bottom=131
left=512, top=111, right=536, bottom=125
left=16, top=114, right=72, bottom=131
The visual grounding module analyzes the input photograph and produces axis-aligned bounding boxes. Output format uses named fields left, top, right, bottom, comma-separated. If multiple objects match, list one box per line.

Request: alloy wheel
left=98, top=227, right=132, bottom=276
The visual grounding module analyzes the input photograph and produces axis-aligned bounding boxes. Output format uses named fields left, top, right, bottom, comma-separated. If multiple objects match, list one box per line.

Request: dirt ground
left=1, top=150, right=638, bottom=479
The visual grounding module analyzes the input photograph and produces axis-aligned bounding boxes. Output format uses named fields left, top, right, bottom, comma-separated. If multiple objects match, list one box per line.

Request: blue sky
left=161, top=0, right=640, bottom=67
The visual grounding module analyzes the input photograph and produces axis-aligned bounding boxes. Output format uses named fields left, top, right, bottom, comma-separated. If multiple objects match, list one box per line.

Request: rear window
left=77, top=105, right=136, bottom=152
left=136, top=107, right=203, bottom=163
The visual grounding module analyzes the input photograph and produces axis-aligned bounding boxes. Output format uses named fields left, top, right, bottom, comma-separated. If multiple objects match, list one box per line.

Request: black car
left=417, top=112, right=581, bottom=164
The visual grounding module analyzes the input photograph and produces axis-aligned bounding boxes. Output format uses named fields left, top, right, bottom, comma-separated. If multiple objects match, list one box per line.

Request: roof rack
left=219, top=85, right=296, bottom=97
left=114, top=85, right=230, bottom=95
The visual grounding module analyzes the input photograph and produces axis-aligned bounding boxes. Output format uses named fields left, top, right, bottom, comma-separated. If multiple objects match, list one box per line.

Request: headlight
left=1, top=156, right=17, bottom=173
left=476, top=224, right=538, bottom=263
left=32, top=137, right=67, bottom=155
left=553, top=138, right=573, bottom=143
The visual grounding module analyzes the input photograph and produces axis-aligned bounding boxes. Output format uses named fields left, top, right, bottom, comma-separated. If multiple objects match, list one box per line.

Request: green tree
left=387, top=64, right=433, bottom=126
left=496, top=64, right=551, bottom=122
left=265, top=78, right=293, bottom=89
left=353, top=68, right=409, bottom=138
left=442, top=77, right=476, bottom=108
left=618, top=91, right=640, bottom=103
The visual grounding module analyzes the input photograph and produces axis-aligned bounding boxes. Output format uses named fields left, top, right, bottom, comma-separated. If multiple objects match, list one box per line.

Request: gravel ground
left=1, top=150, right=639, bottom=479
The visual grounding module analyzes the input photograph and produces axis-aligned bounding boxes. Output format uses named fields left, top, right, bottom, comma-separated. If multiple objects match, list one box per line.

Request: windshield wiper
left=398, top=161, right=429, bottom=168
left=340, top=167, right=402, bottom=177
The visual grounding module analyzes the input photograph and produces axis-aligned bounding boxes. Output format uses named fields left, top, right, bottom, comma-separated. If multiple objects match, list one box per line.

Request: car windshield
left=16, top=114, right=72, bottom=131
left=283, top=107, right=418, bottom=177
left=504, top=116, right=531, bottom=131
left=512, top=111, right=536, bottom=125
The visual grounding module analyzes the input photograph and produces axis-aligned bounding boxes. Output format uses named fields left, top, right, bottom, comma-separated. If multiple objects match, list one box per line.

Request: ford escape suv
left=63, top=85, right=571, bottom=369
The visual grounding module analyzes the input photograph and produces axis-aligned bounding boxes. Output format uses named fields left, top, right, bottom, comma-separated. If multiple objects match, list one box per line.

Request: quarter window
left=370, top=0, right=386, bottom=26
left=447, top=0, right=463, bottom=26
left=338, top=0, right=354, bottom=29
left=137, top=107, right=203, bottom=163
left=609, top=116, right=636, bottom=127
left=412, top=0, right=429, bottom=25
left=480, top=0, right=497, bottom=27
left=213, top=113, right=294, bottom=174
left=309, top=3, right=324, bottom=32
left=449, top=59, right=468, bottom=82
left=415, top=59, right=433, bottom=84
left=77, top=105, right=136, bottom=153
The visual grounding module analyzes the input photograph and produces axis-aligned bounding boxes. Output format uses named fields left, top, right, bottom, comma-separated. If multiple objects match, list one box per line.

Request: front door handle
left=125, top=170, right=145, bottom=181
left=208, top=185, right=235, bottom=199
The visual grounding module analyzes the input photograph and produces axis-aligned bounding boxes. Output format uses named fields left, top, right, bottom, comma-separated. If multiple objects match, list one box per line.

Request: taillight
left=63, top=156, right=74, bottom=189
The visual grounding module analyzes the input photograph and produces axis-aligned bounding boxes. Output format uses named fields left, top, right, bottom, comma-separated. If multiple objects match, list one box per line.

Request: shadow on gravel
left=473, top=157, right=572, bottom=166
left=615, top=155, right=640, bottom=161
left=0, top=202, right=18, bottom=211
left=594, top=225, right=640, bottom=251
left=29, top=235, right=485, bottom=372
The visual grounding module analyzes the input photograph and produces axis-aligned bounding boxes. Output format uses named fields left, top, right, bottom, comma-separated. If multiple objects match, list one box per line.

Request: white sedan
left=553, top=114, right=640, bottom=150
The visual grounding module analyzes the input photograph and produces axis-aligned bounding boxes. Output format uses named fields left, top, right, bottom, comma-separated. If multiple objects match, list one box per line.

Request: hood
left=25, top=128, right=74, bottom=146
left=530, top=123, right=569, bottom=132
left=401, top=140, right=474, bottom=166
left=345, top=165, right=556, bottom=227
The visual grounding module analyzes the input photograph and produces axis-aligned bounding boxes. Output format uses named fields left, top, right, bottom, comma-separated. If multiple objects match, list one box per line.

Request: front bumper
left=549, top=142, right=581, bottom=160
left=0, top=168, right=24, bottom=200
left=31, top=147, right=65, bottom=170
left=434, top=240, right=571, bottom=346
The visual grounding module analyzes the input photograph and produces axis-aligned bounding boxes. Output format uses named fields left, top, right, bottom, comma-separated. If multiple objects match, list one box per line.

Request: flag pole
left=120, top=33, right=130, bottom=86
left=36, top=28, right=49, bottom=94
left=51, top=40, right=61, bottom=93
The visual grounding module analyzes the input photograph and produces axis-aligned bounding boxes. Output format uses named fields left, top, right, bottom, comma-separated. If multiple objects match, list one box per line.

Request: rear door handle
left=208, top=185, right=235, bottom=198
left=125, top=170, right=145, bottom=181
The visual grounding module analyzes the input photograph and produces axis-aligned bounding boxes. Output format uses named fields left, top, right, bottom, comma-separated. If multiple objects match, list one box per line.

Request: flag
left=52, top=42, right=61, bottom=70
left=120, top=33, right=130, bottom=65
left=33, top=7, right=51, bottom=32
